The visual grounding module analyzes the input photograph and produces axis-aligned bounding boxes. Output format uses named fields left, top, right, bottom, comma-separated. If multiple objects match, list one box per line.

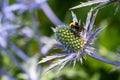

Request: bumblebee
left=70, top=21, right=84, bottom=37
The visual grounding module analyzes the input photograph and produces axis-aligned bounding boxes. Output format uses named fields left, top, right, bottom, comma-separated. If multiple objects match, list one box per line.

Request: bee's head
left=69, top=22, right=79, bottom=28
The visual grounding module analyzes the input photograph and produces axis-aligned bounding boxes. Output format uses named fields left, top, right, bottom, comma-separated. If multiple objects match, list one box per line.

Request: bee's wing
left=71, top=11, right=78, bottom=22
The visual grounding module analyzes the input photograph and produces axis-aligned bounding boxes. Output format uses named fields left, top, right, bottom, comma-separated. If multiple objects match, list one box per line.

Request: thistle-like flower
left=39, top=9, right=120, bottom=72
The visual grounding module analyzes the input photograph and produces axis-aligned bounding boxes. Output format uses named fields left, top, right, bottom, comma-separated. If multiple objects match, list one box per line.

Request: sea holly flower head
left=39, top=8, right=120, bottom=72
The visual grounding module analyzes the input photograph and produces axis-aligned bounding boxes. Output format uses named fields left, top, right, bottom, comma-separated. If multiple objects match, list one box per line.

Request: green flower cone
left=55, top=25, right=84, bottom=52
